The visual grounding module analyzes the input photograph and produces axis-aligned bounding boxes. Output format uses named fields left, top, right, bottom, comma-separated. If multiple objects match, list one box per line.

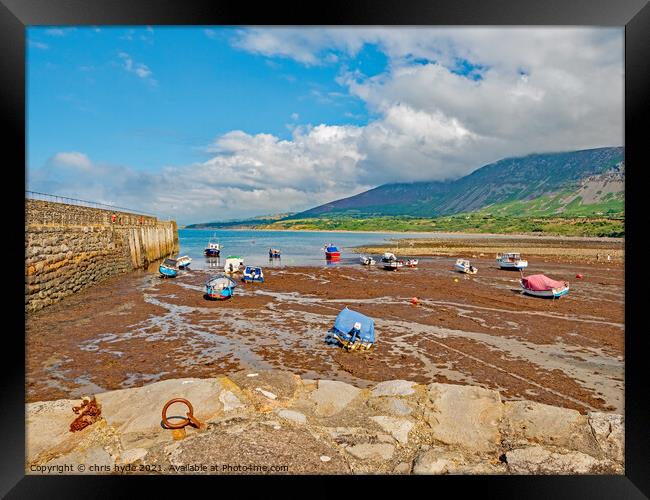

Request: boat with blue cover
left=325, top=307, right=375, bottom=351
left=205, top=274, right=237, bottom=300
left=159, top=258, right=179, bottom=278
left=242, top=266, right=264, bottom=283
left=325, top=244, right=340, bottom=260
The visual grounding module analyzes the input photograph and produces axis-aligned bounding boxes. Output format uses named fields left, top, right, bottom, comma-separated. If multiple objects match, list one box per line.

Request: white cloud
left=45, top=28, right=66, bottom=37
left=51, top=152, right=92, bottom=170
left=118, top=52, right=156, bottom=83
left=28, top=40, right=49, bottom=50
left=30, top=28, right=623, bottom=223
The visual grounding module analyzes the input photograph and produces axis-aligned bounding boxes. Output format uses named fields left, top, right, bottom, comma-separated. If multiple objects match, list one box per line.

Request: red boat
left=325, top=244, right=341, bottom=259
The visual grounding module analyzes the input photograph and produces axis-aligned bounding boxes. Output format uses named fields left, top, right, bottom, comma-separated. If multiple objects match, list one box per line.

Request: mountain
left=186, top=212, right=296, bottom=229
left=292, top=147, right=624, bottom=219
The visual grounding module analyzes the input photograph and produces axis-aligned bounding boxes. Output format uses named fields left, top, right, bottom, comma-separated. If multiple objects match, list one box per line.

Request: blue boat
left=205, top=274, right=237, bottom=300
left=159, top=258, right=178, bottom=278
left=325, top=307, right=375, bottom=351
left=242, top=266, right=264, bottom=283
left=269, top=248, right=281, bottom=259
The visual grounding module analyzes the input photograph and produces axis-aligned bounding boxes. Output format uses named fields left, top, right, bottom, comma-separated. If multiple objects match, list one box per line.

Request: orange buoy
left=411, top=297, right=419, bottom=305
left=576, top=274, right=583, bottom=279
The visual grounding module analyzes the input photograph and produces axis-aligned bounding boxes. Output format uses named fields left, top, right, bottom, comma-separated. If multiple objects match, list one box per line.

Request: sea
left=177, top=228, right=435, bottom=269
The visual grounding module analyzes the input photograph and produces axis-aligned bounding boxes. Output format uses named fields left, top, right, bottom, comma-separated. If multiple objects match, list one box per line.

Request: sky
left=27, top=27, right=623, bottom=225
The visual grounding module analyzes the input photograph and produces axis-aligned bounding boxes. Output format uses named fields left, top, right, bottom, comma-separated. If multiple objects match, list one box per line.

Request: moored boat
left=381, top=252, right=404, bottom=270
left=269, top=248, right=281, bottom=259
left=224, top=256, right=244, bottom=274
left=176, top=255, right=192, bottom=268
left=404, top=258, right=419, bottom=268
left=360, top=256, right=376, bottom=266
left=204, top=274, right=237, bottom=300
left=496, top=252, right=528, bottom=270
left=455, top=258, right=478, bottom=274
left=325, top=244, right=341, bottom=260
left=242, top=266, right=264, bottom=283
left=520, top=273, right=570, bottom=298
left=159, top=258, right=179, bottom=278
left=204, top=235, right=222, bottom=257
left=325, top=307, right=375, bottom=351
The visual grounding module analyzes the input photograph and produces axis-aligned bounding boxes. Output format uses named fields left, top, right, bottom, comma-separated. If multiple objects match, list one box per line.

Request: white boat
left=520, top=274, right=570, bottom=298
left=360, top=256, right=376, bottom=266
left=496, top=252, right=528, bottom=270
left=404, top=259, right=418, bottom=268
left=381, top=252, right=404, bottom=270
left=455, top=258, right=477, bottom=274
left=223, top=256, right=244, bottom=273
left=176, top=255, right=192, bottom=268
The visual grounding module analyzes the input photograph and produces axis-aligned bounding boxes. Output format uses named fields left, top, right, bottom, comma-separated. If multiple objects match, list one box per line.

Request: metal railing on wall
left=26, top=191, right=173, bottom=221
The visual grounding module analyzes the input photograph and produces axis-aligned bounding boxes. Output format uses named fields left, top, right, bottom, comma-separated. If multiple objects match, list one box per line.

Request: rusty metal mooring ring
left=161, top=398, right=202, bottom=429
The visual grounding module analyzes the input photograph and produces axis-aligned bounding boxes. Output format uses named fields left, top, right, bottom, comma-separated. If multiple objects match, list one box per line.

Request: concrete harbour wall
left=25, top=199, right=178, bottom=312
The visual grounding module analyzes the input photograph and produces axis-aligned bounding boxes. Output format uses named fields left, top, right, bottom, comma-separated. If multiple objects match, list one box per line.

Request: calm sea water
left=177, top=229, right=433, bottom=269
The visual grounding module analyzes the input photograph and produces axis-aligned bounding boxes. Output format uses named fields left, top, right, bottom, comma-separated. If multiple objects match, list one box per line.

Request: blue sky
left=28, top=27, right=380, bottom=172
left=26, top=27, right=623, bottom=224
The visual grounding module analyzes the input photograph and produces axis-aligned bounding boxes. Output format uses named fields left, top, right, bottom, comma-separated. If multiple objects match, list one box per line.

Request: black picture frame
left=3, top=0, right=648, bottom=497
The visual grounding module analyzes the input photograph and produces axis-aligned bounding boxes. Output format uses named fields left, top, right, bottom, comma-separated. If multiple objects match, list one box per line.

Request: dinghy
left=325, top=244, right=341, bottom=260
left=325, top=307, right=375, bottom=351
left=269, top=248, right=281, bottom=259
left=381, top=252, right=403, bottom=270
left=496, top=252, right=528, bottom=270
left=176, top=255, right=192, bottom=268
left=242, top=266, right=264, bottom=283
left=224, top=256, right=244, bottom=274
left=455, top=258, right=478, bottom=274
left=360, top=256, right=376, bottom=266
left=404, top=259, right=419, bottom=268
left=159, top=258, right=178, bottom=278
left=520, top=273, right=570, bottom=298
left=205, top=274, right=237, bottom=300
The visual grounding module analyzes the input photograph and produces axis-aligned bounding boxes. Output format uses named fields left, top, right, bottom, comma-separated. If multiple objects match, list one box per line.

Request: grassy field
left=260, top=213, right=624, bottom=237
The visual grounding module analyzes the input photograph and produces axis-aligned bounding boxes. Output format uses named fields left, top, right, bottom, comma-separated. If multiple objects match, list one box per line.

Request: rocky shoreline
left=27, top=370, right=624, bottom=475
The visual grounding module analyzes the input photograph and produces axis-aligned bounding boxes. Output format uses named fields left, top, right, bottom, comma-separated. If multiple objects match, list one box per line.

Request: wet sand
left=26, top=252, right=624, bottom=414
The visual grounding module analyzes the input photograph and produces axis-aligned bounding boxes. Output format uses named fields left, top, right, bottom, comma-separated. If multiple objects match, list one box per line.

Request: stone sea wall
left=26, top=370, right=624, bottom=475
left=25, top=199, right=178, bottom=312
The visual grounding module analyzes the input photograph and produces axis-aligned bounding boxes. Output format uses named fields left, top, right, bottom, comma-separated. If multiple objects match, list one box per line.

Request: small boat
left=325, top=307, right=375, bottom=351
left=269, top=248, right=281, bottom=259
left=224, top=256, right=244, bottom=274
left=404, top=259, right=419, bottom=268
left=204, top=274, right=237, bottom=300
left=242, top=266, right=264, bottom=283
left=360, top=256, right=376, bottom=266
left=496, top=252, right=528, bottom=270
left=176, top=255, right=192, bottom=268
left=159, top=258, right=178, bottom=278
left=381, top=252, right=404, bottom=270
left=520, top=273, right=570, bottom=299
left=455, top=258, right=478, bottom=274
left=204, top=235, right=222, bottom=257
left=325, top=244, right=341, bottom=260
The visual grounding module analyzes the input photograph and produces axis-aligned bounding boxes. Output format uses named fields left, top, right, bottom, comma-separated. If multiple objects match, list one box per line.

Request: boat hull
left=520, top=282, right=570, bottom=298
left=159, top=266, right=178, bottom=278
left=325, top=252, right=341, bottom=259
left=205, top=290, right=233, bottom=300
left=498, top=261, right=528, bottom=270
left=382, top=261, right=403, bottom=270
left=204, top=249, right=220, bottom=257
left=455, top=264, right=477, bottom=274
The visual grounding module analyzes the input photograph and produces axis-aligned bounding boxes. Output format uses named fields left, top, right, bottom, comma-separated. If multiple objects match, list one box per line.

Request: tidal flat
left=26, top=237, right=624, bottom=415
